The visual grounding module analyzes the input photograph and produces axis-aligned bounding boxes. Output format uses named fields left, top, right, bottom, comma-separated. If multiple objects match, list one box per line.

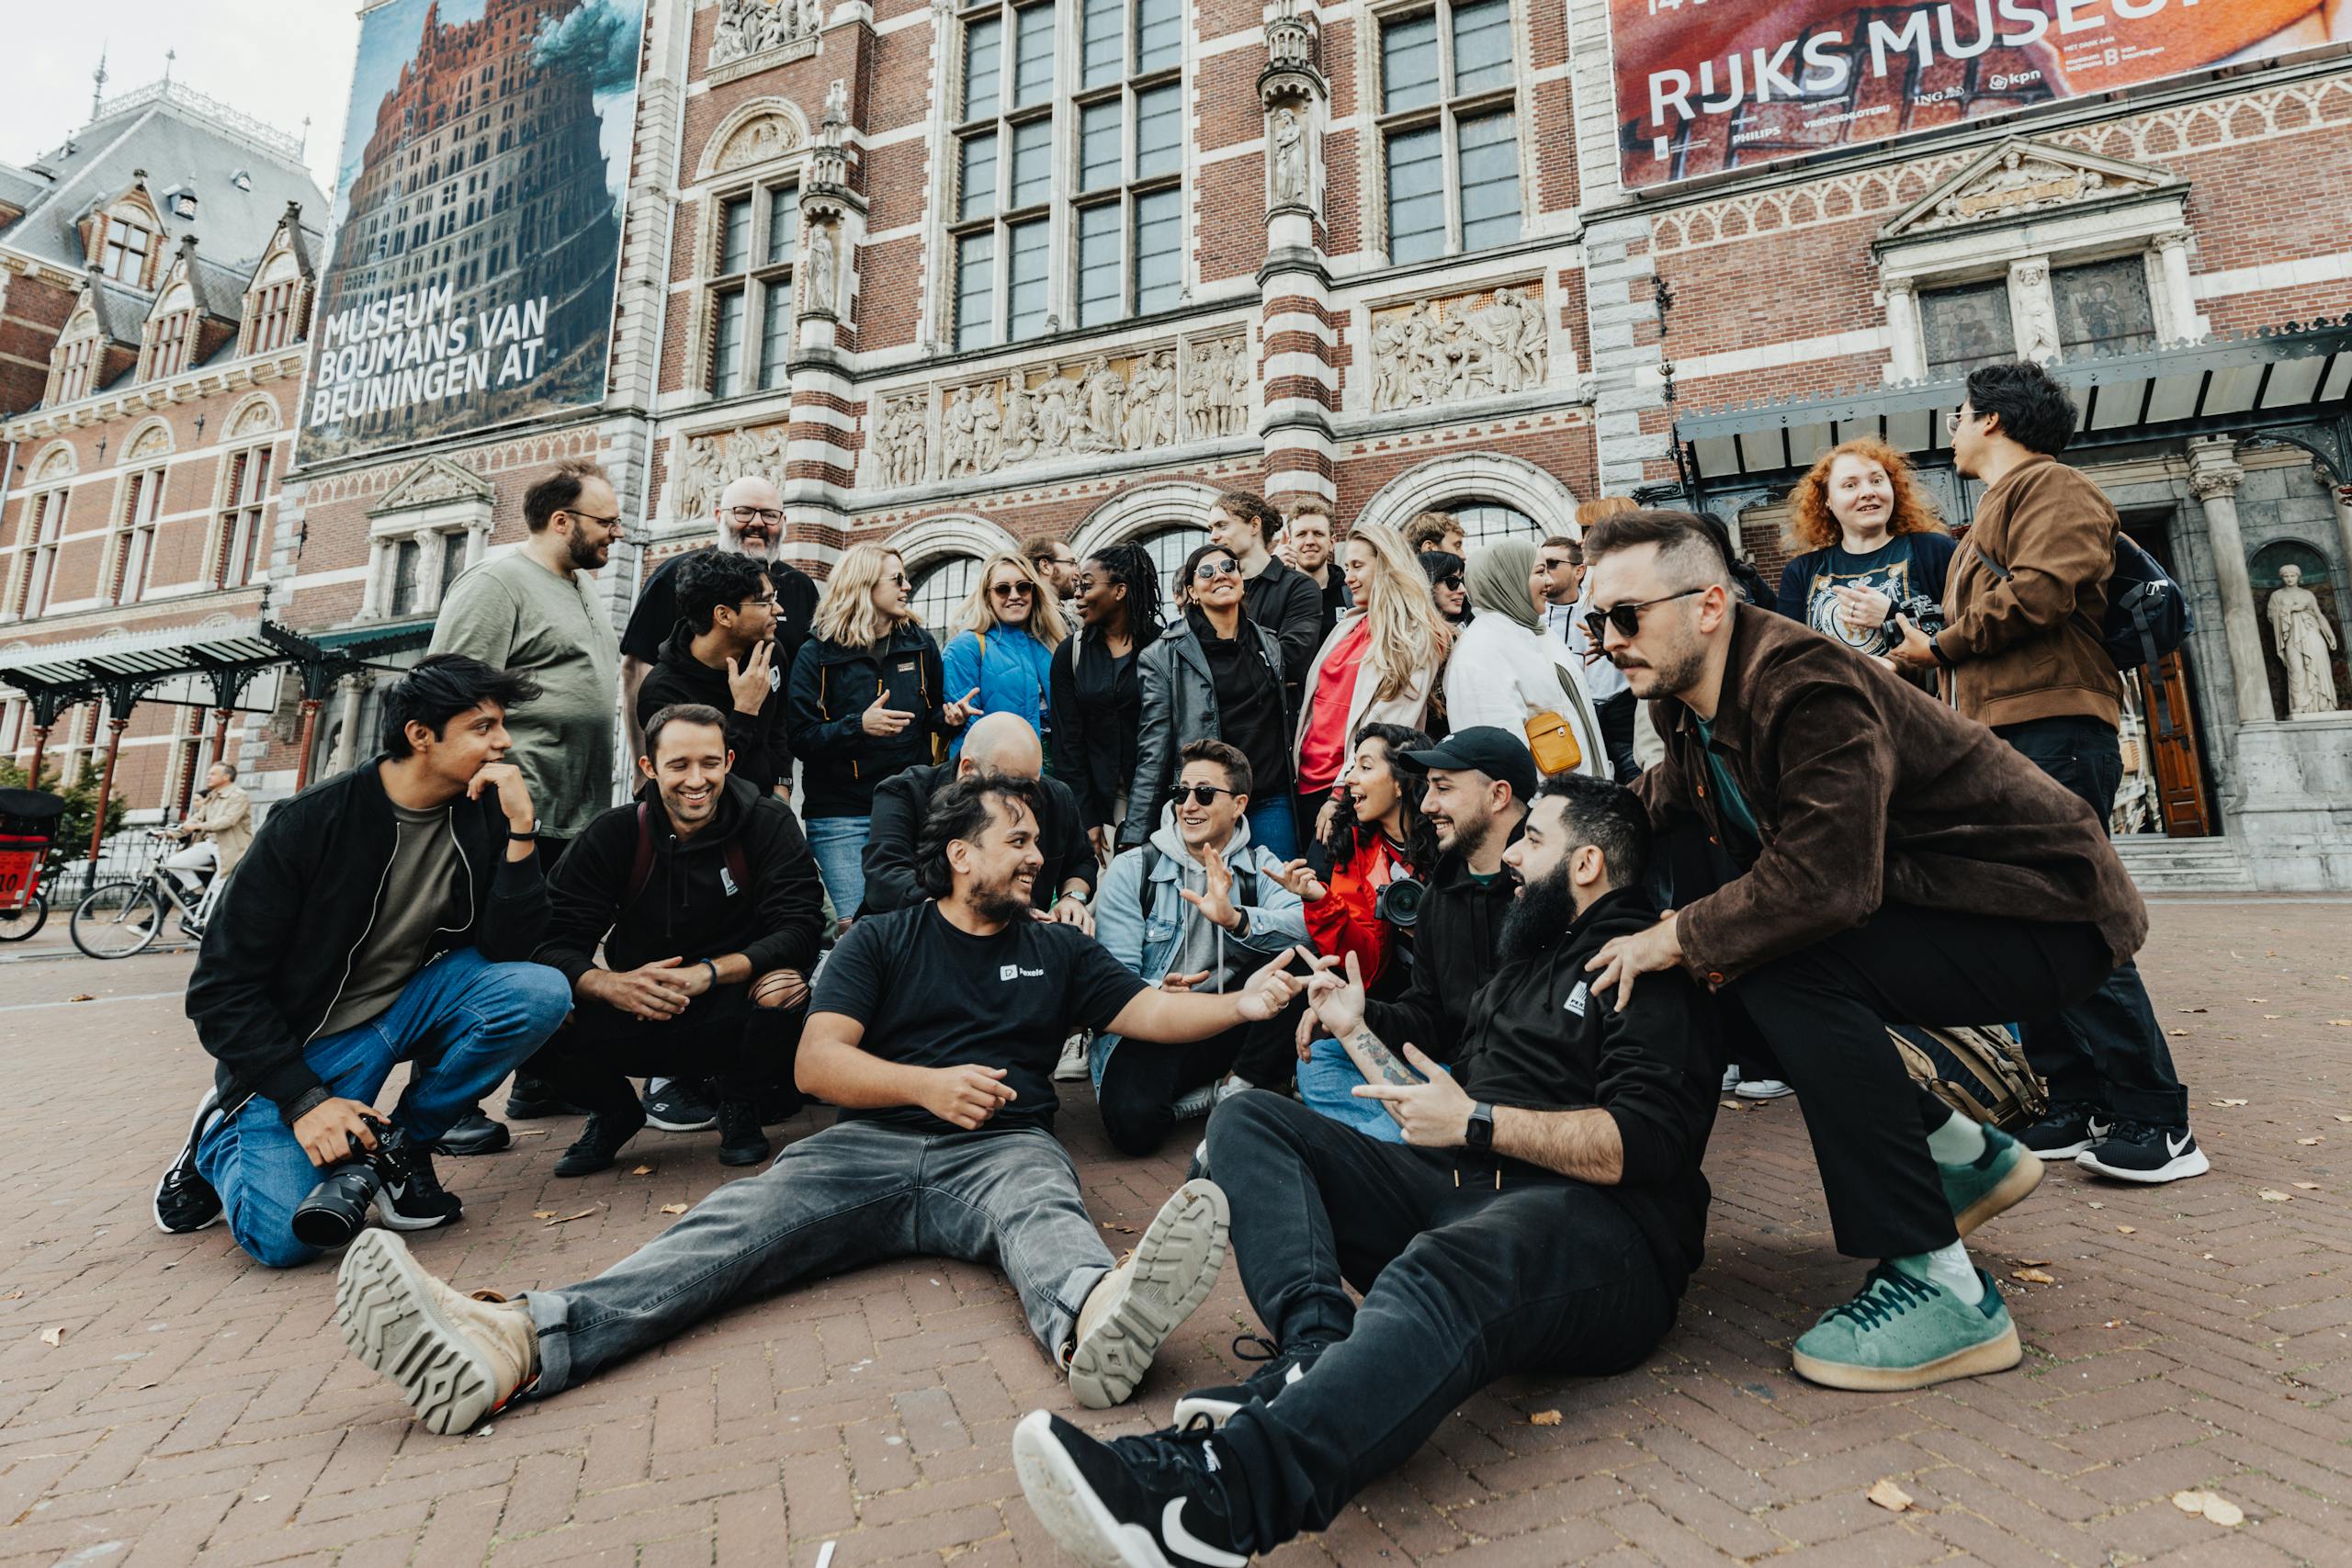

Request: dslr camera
left=1881, top=592, right=1947, bottom=642
left=1374, top=875, right=1427, bottom=930
left=290, top=1118, right=408, bottom=1249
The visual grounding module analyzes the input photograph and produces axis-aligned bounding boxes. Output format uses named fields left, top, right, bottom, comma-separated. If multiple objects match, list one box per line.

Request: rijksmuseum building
left=2, top=0, right=2349, bottom=894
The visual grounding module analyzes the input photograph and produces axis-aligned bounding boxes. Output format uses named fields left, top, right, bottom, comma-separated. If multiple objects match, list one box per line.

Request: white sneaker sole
left=2075, top=1145, right=2210, bottom=1184
left=1169, top=1391, right=1248, bottom=1429
left=1733, top=1080, right=1793, bottom=1100
left=335, top=1230, right=506, bottom=1435
left=1067, top=1179, right=1230, bottom=1411
left=1055, top=1035, right=1091, bottom=1083
left=1792, top=1319, right=2022, bottom=1392
left=1012, top=1410, right=1178, bottom=1568
left=153, top=1092, right=225, bottom=1235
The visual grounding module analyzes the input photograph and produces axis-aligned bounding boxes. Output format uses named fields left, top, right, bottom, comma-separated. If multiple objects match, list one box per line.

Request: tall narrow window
left=389, top=539, right=424, bottom=618
left=51, top=327, right=101, bottom=405
left=1069, top=0, right=1183, bottom=326
left=103, top=217, right=153, bottom=285
left=951, top=0, right=1060, bottom=351
left=707, top=182, right=797, bottom=395
left=1376, top=0, right=1521, bottom=264
left=439, top=530, right=470, bottom=598
left=217, top=446, right=276, bottom=587
left=112, top=468, right=164, bottom=605
left=148, top=310, right=193, bottom=379
left=16, top=491, right=69, bottom=617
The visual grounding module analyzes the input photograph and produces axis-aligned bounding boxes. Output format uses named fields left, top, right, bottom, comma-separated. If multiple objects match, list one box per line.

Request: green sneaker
left=1940, top=1123, right=2042, bottom=1236
left=1792, top=1263, right=2021, bottom=1392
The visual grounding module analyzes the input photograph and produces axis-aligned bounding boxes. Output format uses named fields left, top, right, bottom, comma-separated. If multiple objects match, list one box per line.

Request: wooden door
left=2143, top=651, right=2211, bottom=837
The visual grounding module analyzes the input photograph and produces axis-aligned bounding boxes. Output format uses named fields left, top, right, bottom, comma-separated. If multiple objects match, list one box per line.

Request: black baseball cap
left=1399, top=726, right=1538, bottom=805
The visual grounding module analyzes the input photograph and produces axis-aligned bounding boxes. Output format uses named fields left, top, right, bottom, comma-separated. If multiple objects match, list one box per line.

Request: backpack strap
left=628, top=801, right=654, bottom=906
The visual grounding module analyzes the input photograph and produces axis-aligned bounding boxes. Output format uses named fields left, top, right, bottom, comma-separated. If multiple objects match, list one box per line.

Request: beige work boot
left=1065, top=1178, right=1229, bottom=1410
left=335, top=1229, right=537, bottom=1434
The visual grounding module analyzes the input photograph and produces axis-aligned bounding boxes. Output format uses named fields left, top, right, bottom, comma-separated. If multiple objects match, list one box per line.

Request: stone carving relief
left=670, top=424, right=790, bottom=519
left=1270, top=108, right=1308, bottom=208
left=2010, top=259, right=2059, bottom=363
left=872, top=393, right=928, bottom=489
left=1369, top=285, right=1547, bottom=412
left=711, top=0, right=820, bottom=70
left=226, top=396, right=279, bottom=438
left=1182, top=334, right=1250, bottom=441
left=804, top=220, right=838, bottom=314
left=125, top=422, right=173, bottom=461
left=1917, top=147, right=2159, bottom=231
left=712, top=112, right=802, bottom=174
left=2268, top=563, right=2342, bottom=717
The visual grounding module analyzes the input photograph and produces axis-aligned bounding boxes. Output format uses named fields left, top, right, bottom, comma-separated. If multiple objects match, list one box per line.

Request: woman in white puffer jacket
left=1441, top=537, right=1608, bottom=777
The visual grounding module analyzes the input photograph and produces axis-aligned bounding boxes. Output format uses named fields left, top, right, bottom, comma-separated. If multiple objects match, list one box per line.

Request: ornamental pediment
left=370, top=455, right=493, bottom=517
left=1880, top=139, right=2180, bottom=243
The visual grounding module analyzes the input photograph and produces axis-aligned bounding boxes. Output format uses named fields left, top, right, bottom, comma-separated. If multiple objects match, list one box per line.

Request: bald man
left=621, top=475, right=820, bottom=760
left=859, top=713, right=1098, bottom=931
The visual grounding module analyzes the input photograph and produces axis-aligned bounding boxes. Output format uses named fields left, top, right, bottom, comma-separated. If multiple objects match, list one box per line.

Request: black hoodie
left=1454, top=886, right=1722, bottom=1294
left=1362, top=824, right=1523, bottom=1066
left=535, top=775, right=824, bottom=987
left=636, top=624, right=792, bottom=794
left=785, top=623, right=953, bottom=819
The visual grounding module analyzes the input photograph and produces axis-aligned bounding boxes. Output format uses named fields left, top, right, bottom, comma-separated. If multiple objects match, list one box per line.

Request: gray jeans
left=525, top=1118, right=1114, bottom=1395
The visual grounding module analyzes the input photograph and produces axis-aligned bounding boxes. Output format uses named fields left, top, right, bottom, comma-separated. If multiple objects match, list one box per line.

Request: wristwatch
left=1465, top=1102, right=1496, bottom=1151
left=1057, top=887, right=1091, bottom=906
left=507, top=822, right=538, bottom=840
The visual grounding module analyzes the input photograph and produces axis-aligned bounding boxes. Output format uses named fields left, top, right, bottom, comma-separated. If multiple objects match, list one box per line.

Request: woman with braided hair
left=1051, top=541, right=1165, bottom=863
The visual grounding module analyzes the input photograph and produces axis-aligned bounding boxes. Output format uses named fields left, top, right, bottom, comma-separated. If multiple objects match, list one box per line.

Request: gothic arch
left=1354, top=453, right=1579, bottom=539
left=695, top=96, right=812, bottom=183
left=888, top=511, right=1019, bottom=576
left=1069, top=480, right=1222, bottom=562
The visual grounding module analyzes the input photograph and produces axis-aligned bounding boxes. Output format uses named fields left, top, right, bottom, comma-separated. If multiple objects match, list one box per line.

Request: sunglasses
left=1171, top=783, right=1240, bottom=807
left=990, top=581, right=1035, bottom=600
left=1193, top=558, right=1241, bottom=582
left=1583, top=586, right=1709, bottom=641
left=1438, top=573, right=1464, bottom=590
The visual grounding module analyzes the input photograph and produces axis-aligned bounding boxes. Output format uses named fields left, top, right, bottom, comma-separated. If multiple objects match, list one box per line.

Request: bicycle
left=69, top=831, right=228, bottom=960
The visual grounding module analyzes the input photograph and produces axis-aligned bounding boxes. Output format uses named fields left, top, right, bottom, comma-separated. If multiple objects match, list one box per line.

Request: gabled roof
left=161, top=238, right=246, bottom=326
left=74, top=271, right=148, bottom=347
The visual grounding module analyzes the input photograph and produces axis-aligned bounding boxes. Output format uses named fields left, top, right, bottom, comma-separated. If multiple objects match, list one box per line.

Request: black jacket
left=186, top=760, right=551, bottom=1119
left=859, top=762, right=1099, bottom=918
left=622, top=548, right=821, bottom=674
left=785, top=623, right=952, bottom=819
left=1049, top=627, right=1148, bottom=829
left=637, top=625, right=792, bottom=794
left=1363, top=825, right=1522, bottom=1066
left=536, top=775, right=823, bottom=986
left=1453, top=887, right=1721, bottom=1294
left=1242, top=556, right=1326, bottom=695
left=1124, top=614, right=1296, bottom=848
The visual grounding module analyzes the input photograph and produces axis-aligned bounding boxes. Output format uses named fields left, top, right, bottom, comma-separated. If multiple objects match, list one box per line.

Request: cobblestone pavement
left=1, top=898, right=2346, bottom=1567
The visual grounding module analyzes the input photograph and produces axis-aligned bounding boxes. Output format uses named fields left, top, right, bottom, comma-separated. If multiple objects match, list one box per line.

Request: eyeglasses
left=1172, top=783, right=1239, bottom=807
left=1946, top=406, right=1980, bottom=433
left=729, top=505, right=785, bottom=524
left=1193, top=558, right=1241, bottom=582
left=886, top=571, right=911, bottom=587
left=990, top=582, right=1035, bottom=600
left=562, top=509, right=623, bottom=529
left=740, top=593, right=779, bottom=609
left=1583, top=586, right=1710, bottom=642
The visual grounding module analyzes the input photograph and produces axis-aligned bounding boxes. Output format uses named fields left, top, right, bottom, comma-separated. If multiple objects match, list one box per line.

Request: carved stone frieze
left=1916, top=147, right=2162, bottom=231
left=669, top=423, right=790, bottom=519
left=1368, top=285, right=1547, bottom=412
left=711, top=112, right=802, bottom=173
left=710, top=0, right=820, bottom=72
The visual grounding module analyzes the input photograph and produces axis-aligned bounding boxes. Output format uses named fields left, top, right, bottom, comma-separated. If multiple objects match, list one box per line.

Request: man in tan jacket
left=1891, top=359, right=2199, bottom=1188
left=164, top=761, right=252, bottom=904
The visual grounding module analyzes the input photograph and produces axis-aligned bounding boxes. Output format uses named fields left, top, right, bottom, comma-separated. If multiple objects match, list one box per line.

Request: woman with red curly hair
left=1774, top=437, right=1958, bottom=660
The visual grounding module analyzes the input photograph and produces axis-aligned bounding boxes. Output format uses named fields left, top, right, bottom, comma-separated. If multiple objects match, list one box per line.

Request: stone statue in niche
left=1182, top=337, right=1247, bottom=440
left=2269, top=563, right=2341, bottom=716
left=970, top=386, right=1005, bottom=474
left=806, top=222, right=837, bottom=314
left=1271, top=108, right=1307, bottom=207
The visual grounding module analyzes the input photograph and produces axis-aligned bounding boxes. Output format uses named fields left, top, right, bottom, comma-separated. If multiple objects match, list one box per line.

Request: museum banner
left=299, top=0, right=645, bottom=466
left=1610, top=0, right=2346, bottom=189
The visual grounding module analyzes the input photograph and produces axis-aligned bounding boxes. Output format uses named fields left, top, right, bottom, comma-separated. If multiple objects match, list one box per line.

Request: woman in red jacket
left=1269, top=721, right=1439, bottom=1002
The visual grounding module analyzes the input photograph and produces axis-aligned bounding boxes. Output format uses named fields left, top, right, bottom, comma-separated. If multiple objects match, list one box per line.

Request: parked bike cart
left=0, top=787, right=67, bottom=943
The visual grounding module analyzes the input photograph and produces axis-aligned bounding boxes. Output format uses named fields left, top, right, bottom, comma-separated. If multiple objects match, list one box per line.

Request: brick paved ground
left=1, top=898, right=2347, bottom=1567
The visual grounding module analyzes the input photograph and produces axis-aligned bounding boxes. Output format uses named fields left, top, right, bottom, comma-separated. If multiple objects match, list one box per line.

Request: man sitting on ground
left=1091, top=739, right=1307, bottom=1156
left=860, top=711, right=1096, bottom=925
left=156, top=656, right=572, bottom=1264
left=1010, top=775, right=1720, bottom=1565
left=1581, top=507, right=2144, bottom=1391
left=526, top=703, right=825, bottom=1176
left=331, top=773, right=1329, bottom=1435
left=634, top=551, right=794, bottom=798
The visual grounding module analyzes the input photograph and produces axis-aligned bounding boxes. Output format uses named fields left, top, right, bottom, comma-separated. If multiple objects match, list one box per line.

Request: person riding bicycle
left=162, top=761, right=252, bottom=902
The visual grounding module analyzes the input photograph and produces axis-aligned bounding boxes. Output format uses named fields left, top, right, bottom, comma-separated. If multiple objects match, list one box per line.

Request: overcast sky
left=3, top=3, right=362, bottom=198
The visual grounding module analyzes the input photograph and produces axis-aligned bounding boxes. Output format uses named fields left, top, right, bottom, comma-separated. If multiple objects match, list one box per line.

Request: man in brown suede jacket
left=1891, top=360, right=2199, bottom=1188
left=1579, top=508, right=2141, bottom=1394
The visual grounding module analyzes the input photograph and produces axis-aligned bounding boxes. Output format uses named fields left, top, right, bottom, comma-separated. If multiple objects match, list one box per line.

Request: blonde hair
left=954, top=552, right=1069, bottom=648
left=811, top=544, right=910, bottom=649
left=1344, top=522, right=1453, bottom=703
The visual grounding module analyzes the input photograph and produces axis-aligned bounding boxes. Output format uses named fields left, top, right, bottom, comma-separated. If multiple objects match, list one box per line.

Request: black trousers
left=1595, top=688, right=1641, bottom=783
left=525, top=984, right=805, bottom=1119
left=1725, top=903, right=2112, bottom=1258
left=1994, top=716, right=2189, bottom=1125
left=1094, top=1017, right=1291, bottom=1156
left=1203, top=1092, right=1677, bottom=1550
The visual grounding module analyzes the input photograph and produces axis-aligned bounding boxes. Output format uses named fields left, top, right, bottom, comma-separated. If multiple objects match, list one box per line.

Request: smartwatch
left=1465, top=1102, right=1496, bottom=1151
left=1058, top=887, right=1091, bottom=906
left=507, top=822, right=538, bottom=840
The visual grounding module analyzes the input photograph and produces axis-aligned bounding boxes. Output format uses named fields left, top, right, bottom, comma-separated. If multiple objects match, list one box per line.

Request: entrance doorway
left=2118, top=510, right=2212, bottom=838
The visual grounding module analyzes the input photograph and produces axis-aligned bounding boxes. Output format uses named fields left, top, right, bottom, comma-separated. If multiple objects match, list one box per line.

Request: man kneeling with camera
left=156, top=656, right=573, bottom=1265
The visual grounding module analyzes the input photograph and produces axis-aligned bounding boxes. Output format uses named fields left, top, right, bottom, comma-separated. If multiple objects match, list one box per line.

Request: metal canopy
left=0, top=617, right=435, bottom=715
left=1676, top=316, right=2352, bottom=486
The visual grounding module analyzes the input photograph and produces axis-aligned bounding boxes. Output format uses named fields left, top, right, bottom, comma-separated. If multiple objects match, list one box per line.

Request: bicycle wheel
left=72, top=880, right=166, bottom=959
left=0, top=895, right=45, bottom=942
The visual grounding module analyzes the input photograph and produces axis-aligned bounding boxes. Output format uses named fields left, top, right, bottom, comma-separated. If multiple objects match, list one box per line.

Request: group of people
left=146, top=355, right=2201, bottom=1565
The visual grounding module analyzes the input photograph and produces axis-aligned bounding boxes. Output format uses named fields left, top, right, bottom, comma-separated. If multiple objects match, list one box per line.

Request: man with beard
left=620, top=475, right=820, bottom=761
left=633, top=552, right=793, bottom=797
left=331, top=773, right=1330, bottom=1436
left=1008, top=774, right=1721, bottom=1566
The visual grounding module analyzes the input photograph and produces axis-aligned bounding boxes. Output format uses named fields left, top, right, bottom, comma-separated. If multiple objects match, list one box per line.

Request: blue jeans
left=525, top=1120, right=1114, bottom=1393
left=805, top=816, right=871, bottom=919
left=1248, top=795, right=1299, bottom=861
left=1297, top=1038, right=1422, bottom=1145
left=195, top=947, right=571, bottom=1268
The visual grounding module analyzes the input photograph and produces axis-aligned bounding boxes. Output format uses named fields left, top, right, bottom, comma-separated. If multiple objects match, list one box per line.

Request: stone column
left=2330, top=469, right=2352, bottom=606
left=786, top=78, right=864, bottom=556
left=1256, top=0, right=1334, bottom=508
left=2155, top=231, right=2197, bottom=344
left=360, top=538, right=390, bottom=620
left=411, top=526, right=447, bottom=609
left=329, top=673, right=370, bottom=773
left=2186, top=437, right=2276, bottom=725
left=1883, top=279, right=1923, bottom=382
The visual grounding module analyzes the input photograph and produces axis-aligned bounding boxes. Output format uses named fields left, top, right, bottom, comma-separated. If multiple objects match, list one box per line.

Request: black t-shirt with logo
left=811, top=902, right=1148, bottom=1135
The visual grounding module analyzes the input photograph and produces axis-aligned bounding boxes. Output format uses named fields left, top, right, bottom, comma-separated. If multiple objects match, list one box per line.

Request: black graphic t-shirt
left=812, top=903, right=1148, bottom=1135
left=1774, top=532, right=1958, bottom=657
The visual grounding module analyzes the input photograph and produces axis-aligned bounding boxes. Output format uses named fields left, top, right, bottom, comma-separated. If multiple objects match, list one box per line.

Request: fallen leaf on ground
left=2173, top=1490, right=2208, bottom=1514
left=2202, top=1495, right=2245, bottom=1528
left=2337, top=1115, right=2352, bottom=1123
left=1866, top=1479, right=1914, bottom=1513
left=2328, top=1020, right=2351, bottom=1028
left=0, top=1289, right=22, bottom=1300
left=513, top=1128, right=549, bottom=1139
left=2298, top=1137, right=2324, bottom=1145
left=531, top=1211, right=557, bottom=1219
left=39, top=1325, right=63, bottom=1347
left=2177, top=1007, right=2208, bottom=1014
left=629, top=1165, right=655, bottom=1176
left=1528, top=1409, right=1563, bottom=1427
left=2212, top=1099, right=2250, bottom=1107
left=2245, top=998, right=2267, bottom=1003
left=659, top=1203, right=688, bottom=1215
left=2087, top=1201, right=2106, bottom=1210
left=2012, top=1268, right=2057, bottom=1284
left=2117, top=1225, right=2137, bottom=1235
left=2015, top=1258, right=2050, bottom=1267
left=1720, top=1099, right=1741, bottom=1110
left=64, top=994, right=93, bottom=1003
left=2293, top=1182, right=2321, bottom=1191
left=1101, top=1222, right=1136, bottom=1235
left=2259, top=1190, right=2292, bottom=1202
left=542, top=1206, right=601, bottom=1227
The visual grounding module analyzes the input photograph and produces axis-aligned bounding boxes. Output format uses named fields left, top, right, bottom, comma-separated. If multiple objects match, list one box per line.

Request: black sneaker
left=2076, top=1120, right=2210, bottom=1184
left=717, top=1099, right=772, bottom=1168
left=553, top=1101, right=647, bottom=1178
left=153, top=1090, right=226, bottom=1235
left=1012, top=1409, right=1251, bottom=1568
left=377, top=1139, right=463, bottom=1232
left=754, top=1082, right=805, bottom=1126
left=503, top=1073, right=585, bottom=1121
left=432, top=1113, right=513, bottom=1157
left=1171, top=1334, right=1329, bottom=1428
left=2018, top=1102, right=2111, bottom=1160
left=642, top=1078, right=718, bottom=1133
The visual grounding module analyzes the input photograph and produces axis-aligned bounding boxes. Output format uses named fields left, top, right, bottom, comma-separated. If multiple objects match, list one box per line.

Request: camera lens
left=1375, top=876, right=1426, bottom=930
left=290, top=1160, right=385, bottom=1249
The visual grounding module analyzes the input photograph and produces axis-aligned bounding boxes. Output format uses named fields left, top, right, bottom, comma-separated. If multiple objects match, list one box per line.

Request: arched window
left=1447, top=500, right=1541, bottom=551
left=909, top=553, right=982, bottom=644
left=103, top=213, right=154, bottom=285
left=1132, top=523, right=1208, bottom=602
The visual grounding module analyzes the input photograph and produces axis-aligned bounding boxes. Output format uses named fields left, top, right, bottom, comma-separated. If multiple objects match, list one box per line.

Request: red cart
left=0, top=787, right=67, bottom=942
